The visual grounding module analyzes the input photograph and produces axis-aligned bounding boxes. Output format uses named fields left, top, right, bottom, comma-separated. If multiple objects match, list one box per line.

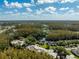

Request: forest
left=0, top=21, right=79, bottom=59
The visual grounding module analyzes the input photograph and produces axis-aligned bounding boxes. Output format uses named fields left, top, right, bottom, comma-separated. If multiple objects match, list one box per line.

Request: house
left=11, top=40, right=25, bottom=47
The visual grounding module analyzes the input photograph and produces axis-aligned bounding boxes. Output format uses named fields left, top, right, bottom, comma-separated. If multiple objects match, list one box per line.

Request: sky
left=0, top=0, right=79, bottom=20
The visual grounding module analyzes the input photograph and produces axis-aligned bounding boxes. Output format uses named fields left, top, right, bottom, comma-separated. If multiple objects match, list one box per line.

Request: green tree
left=25, top=35, right=37, bottom=45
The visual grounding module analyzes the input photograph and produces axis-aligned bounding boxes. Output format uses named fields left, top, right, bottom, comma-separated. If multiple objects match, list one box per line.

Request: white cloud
left=77, top=6, right=79, bottom=8
left=37, top=0, right=55, bottom=4
left=1, top=9, right=79, bottom=20
left=4, top=11, right=13, bottom=14
left=35, top=7, right=56, bottom=14
left=4, top=0, right=32, bottom=8
left=61, top=0, right=77, bottom=3
left=37, top=0, right=77, bottom=4
left=26, top=8, right=33, bottom=12
left=23, top=3, right=32, bottom=7
left=4, top=0, right=9, bottom=7
left=67, top=9, right=74, bottom=13
left=45, top=7, right=56, bottom=13
left=62, top=9, right=75, bottom=16
left=4, top=0, right=22, bottom=8
left=59, top=7, right=69, bottom=11
left=66, top=9, right=79, bottom=16
left=36, top=9, right=45, bottom=14
left=10, top=2, right=22, bottom=8
left=31, top=0, right=35, bottom=4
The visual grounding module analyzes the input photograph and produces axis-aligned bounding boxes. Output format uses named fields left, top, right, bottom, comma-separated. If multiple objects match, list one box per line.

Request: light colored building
left=27, top=45, right=47, bottom=52
left=11, top=40, right=25, bottom=46
left=26, top=45, right=57, bottom=58
left=66, top=55, right=76, bottom=59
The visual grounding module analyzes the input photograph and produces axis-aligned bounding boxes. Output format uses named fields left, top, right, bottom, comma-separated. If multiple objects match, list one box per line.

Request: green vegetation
left=53, top=46, right=70, bottom=59
left=75, top=56, right=79, bottom=59
left=1, top=21, right=79, bottom=59
left=41, top=43, right=49, bottom=49
left=25, top=35, right=37, bottom=45
left=46, top=30, right=79, bottom=41
left=0, top=48, right=53, bottom=59
left=0, top=33, right=9, bottom=50
left=54, top=46, right=70, bottom=55
left=56, top=40, right=78, bottom=47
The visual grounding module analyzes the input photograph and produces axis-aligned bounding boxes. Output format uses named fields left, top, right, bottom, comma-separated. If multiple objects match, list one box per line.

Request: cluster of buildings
left=26, top=44, right=76, bottom=59
left=10, top=38, right=76, bottom=59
